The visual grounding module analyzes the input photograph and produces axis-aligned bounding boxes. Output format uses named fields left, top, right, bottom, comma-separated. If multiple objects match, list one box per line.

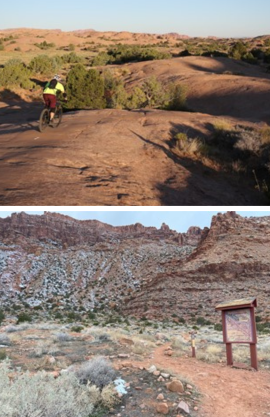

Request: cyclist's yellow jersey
left=43, top=81, right=65, bottom=96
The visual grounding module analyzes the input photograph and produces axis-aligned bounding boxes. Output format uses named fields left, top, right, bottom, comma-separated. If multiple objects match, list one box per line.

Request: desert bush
left=0, top=350, right=7, bottom=361
left=62, top=52, right=83, bottom=64
left=0, top=42, right=4, bottom=51
left=71, top=325, right=84, bottom=333
left=5, top=326, right=19, bottom=333
left=264, top=49, right=270, bottom=64
left=34, top=40, right=56, bottom=49
left=66, top=65, right=106, bottom=109
left=0, top=360, right=94, bottom=417
left=74, top=357, right=117, bottom=388
left=165, top=82, right=187, bottom=110
left=214, top=323, right=223, bottom=331
left=16, top=312, right=32, bottom=324
left=103, top=70, right=128, bottom=108
left=0, top=335, right=11, bottom=346
left=260, top=126, right=270, bottom=144
left=106, top=44, right=171, bottom=64
left=54, top=332, right=73, bottom=342
left=88, top=311, right=96, bottom=320
left=28, top=54, right=61, bottom=75
left=141, top=76, right=165, bottom=107
left=229, top=41, right=247, bottom=60
left=92, top=52, right=112, bottom=66
left=256, top=322, right=270, bottom=333
left=127, top=86, right=147, bottom=109
left=0, top=310, right=4, bottom=325
left=67, top=311, right=81, bottom=321
left=0, top=59, right=34, bottom=89
left=242, top=52, right=258, bottom=64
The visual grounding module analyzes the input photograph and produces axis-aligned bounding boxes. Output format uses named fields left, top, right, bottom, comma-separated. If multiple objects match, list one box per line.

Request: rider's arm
left=56, top=82, right=65, bottom=93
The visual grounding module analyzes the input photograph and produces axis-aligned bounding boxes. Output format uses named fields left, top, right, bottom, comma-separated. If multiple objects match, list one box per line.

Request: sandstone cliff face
left=0, top=212, right=269, bottom=322
left=0, top=212, right=201, bottom=247
left=122, top=212, right=270, bottom=321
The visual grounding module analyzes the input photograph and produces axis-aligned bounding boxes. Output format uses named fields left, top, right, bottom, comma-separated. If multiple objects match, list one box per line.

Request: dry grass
left=174, top=133, right=205, bottom=155
left=231, top=159, right=246, bottom=173
left=196, top=344, right=224, bottom=363
left=260, top=126, right=270, bottom=145
left=212, top=119, right=233, bottom=132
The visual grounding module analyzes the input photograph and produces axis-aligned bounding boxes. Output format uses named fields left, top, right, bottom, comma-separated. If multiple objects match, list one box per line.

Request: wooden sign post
left=189, top=331, right=197, bottom=358
left=215, top=298, right=258, bottom=371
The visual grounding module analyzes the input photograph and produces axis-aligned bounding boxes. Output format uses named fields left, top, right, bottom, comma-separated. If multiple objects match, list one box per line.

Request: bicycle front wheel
left=39, top=108, right=50, bottom=132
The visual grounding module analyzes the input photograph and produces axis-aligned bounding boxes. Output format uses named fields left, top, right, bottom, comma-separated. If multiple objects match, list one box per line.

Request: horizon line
left=0, top=27, right=269, bottom=39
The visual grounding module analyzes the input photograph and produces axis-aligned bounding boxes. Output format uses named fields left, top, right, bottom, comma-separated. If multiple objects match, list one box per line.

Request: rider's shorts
left=43, top=94, right=57, bottom=111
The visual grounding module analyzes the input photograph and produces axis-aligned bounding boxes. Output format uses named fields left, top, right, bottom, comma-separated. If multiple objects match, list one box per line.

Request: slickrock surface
left=1, top=55, right=270, bottom=206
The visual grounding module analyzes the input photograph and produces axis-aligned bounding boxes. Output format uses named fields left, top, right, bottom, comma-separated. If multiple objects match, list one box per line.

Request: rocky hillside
left=0, top=212, right=202, bottom=315
left=123, top=212, right=270, bottom=322
left=0, top=212, right=269, bottom=323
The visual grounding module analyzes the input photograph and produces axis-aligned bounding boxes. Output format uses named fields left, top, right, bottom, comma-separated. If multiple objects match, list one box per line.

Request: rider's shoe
left=49, top=119, right=54, bottom=126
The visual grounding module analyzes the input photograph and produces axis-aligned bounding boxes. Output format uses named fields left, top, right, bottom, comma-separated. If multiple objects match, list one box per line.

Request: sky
left=0, top=209, right=269, bottom=233
left=1, top=0, right=269, bottom=38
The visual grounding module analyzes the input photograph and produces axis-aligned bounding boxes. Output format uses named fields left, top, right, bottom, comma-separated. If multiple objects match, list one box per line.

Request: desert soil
left=134, top=343, right=270, bottom=417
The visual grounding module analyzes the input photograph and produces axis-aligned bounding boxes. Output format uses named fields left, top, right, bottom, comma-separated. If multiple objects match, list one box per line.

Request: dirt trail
left=135, top=343, right=270, bottom=417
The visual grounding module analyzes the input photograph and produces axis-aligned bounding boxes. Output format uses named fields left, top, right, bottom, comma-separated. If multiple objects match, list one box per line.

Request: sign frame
left=216, top=298, right=258, bottom=370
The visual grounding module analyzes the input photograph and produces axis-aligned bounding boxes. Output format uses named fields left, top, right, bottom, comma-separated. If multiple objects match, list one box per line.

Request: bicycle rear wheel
left=51, top=105, right=63, bottom=128
left=39, top=108, right=50, bottom=132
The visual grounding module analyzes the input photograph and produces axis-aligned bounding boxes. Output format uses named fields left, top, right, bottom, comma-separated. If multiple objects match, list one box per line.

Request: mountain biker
left=43, top=75, right=67, bottom=124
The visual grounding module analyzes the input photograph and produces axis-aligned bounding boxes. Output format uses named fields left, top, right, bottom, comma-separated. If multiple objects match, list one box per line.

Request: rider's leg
left=49, top=95, right=57, bottom=121
left=50, top=108, right=56, bottom=121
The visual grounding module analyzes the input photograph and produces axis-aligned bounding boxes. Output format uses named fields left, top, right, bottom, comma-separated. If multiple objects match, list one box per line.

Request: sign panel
left=225, top=308, right=253, bottom=343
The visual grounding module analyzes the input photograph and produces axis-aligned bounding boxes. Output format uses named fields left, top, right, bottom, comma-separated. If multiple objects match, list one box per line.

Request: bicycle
left=38, top=101, right=63, bottom=133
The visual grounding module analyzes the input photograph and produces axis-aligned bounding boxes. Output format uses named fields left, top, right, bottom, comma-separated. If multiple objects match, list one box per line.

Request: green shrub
left=62, top=52, right=83, bottom=64
left=28, top=54, right=61, bottom=75
left=71, top=325, right=84, bottom=333
left=141, top=75, right=165, bottom=107
left=106, top=45, right=171, bottom=64
left=0, top=310, right=4, bottom=325
left=103, top=69, right=128, bottom=108
left=0, top=59, right=34, bottom=89
left=196, top=317, right=208, bottom=326
left=0, top=350, right=7, bottom=361
left=256, top=322, right=270, bottom=333
left=66, top=65, right=106, bottom=109
left=165, top=83, right=187, bottom=110
left=16, top=312, right=32, bottom=324
left=264, top=50, right=270, bottom=64
left=92, top=52, right=112, bottom=66
left=214, top=323, right=223, bottom=331
left=34, top=41, right=56, bottom=49
left=88, top=311, right=96, bottom=320
left=229, top=41, right=247, bottom=60
left=127, top=87, right=146, bottom=109
left=0, top=42, right=4, bottom=51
